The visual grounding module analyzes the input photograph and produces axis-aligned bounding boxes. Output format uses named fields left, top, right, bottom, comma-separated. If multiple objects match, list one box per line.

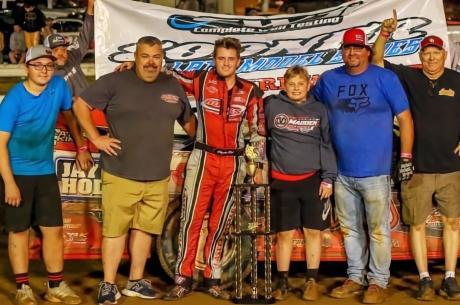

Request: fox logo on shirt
left=336, top=84, right=370, bottom=113
left=337, top=97, right=370, bottom=113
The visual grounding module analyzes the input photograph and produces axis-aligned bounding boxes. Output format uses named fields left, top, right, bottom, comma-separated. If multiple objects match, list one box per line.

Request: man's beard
left=56, top=58, right=67, bottom=66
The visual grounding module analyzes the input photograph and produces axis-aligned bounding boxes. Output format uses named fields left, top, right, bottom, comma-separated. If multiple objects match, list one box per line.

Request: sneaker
left=202, top=278, right=231, bottom=300
left=14, top=284, right=37, bottom=305
left=121, top=279, right=160, bottom=299
left=416, top=277, right=435, bottom=301
left=362, top=284, right=388, bottom=304
left=162, top=284, right=193, bottom=301
left=44, top=281, right=82, bottom=304
left=204, top=285, right=231, bottom=300
left=272, top=277, right=290, bottom=301
left=302, top=279, right=319, bottom=301
left=330, top=278, right=364, bottom=299
left=440, top=277, right=460, bottom=301
left=97, top=282, right=121, bottom=305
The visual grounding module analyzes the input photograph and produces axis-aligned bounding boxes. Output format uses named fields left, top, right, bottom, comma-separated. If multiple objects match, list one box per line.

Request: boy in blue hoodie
left=264, top=66, right=337, bottom=301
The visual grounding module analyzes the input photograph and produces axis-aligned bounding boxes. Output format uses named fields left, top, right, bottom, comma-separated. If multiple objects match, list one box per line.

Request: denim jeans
left=335, top=174, right=392, bottom=288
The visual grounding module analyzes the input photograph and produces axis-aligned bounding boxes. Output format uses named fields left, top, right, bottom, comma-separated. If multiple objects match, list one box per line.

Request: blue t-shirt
left=0, top=76, right=72, bottom=175
left=312, top=64, right=409, bottom=177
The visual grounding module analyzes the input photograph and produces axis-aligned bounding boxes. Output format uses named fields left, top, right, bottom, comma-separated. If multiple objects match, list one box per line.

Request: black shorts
left=270, top=173, right=331, bottom=232
left=0, top=174, right=63, bottom=233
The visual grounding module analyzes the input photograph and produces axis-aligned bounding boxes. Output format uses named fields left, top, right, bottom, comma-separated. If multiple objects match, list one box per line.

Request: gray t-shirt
left=80, top=69, right=192, bottom=181
left=10, top=31, right=26, bottom=51
left=54, top=14, right=94, bottom=97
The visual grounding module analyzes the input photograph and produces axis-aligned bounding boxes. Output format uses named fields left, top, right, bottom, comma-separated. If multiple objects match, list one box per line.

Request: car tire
left=156, top=197, right=253, bottom=289
left=286, top=6, right=297, bottom=14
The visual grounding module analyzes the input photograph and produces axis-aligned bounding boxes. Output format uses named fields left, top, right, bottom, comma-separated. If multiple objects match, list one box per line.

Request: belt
left=194, top=142, right=244, bottom=156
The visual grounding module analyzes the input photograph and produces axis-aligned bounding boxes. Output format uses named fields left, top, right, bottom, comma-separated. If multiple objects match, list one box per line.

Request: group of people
left=0, top=0, right=62, bottom=64
left=0, top=6, right=460, bottom=305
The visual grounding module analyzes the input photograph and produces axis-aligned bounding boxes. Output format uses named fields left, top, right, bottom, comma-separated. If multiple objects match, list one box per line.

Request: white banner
left=94, top=0, right=449, bottom=95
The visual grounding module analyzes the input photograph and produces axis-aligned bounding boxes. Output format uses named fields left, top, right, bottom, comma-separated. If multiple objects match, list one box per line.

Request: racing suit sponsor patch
left=207, top=86, right=218, bottom=93
left=202, top=98, right=222, bottom=113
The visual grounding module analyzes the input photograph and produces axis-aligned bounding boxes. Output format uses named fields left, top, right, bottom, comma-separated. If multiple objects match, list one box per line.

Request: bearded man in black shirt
left=372, top=10, right=460, bottom=302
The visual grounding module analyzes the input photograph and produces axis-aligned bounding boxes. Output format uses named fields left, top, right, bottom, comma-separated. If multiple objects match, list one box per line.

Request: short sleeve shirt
left=384, top=60, right=460, bottom=173
left=80, top=69, right=192, bottom=181
left=312, top=64, right=409, bottom=177
left=10, top=31, right=26, bottom=51
left=0, top=76, right=72, bottom=175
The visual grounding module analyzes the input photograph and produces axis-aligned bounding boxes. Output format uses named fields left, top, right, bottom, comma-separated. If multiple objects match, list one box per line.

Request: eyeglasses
left=27, top=63, right=55, bottom=71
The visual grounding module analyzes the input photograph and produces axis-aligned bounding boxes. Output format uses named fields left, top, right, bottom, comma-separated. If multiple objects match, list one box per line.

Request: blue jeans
left=335, top=174, right=392, bottom=288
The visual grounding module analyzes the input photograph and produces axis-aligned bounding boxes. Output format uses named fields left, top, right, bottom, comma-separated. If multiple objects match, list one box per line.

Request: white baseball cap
left=26, top=45, right=57, bottom=63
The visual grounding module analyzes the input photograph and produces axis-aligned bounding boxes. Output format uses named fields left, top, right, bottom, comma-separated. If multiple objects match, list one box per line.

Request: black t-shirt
left=80, top=69, right=192, bottom=181
left=384, top=60, right=460, bottom=173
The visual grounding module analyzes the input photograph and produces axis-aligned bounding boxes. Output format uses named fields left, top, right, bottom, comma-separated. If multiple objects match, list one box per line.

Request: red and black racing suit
left=167, top=68, right=266, bottom=283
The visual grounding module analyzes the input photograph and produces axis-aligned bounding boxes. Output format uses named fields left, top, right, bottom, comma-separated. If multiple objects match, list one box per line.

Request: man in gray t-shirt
left=73, top=36, right=197, bottom=305
left=8, top=25, right=26, bottom=64
left=44, top=0, right=95, bottom=98
left=79, top=69, right=191, bottom=181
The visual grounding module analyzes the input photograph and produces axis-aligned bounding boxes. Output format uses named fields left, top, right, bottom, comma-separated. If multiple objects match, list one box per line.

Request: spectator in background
left=44, top=0, right=95, bottom=98
left=41, top=17, right=54, bottom=43
left=16, top=0, right=46, bottom=49
left=9, top=25, right=27, bottom=64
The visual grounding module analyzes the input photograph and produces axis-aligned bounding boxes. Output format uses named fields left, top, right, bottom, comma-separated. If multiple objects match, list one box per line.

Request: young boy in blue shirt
left=0, top=45, right=92, bottom=305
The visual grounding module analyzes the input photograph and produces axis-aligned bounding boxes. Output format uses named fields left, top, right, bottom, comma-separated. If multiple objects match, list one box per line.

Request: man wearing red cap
left=373, top=11, right=460, bottom=302
left=312, top=27, right=414, bottom=303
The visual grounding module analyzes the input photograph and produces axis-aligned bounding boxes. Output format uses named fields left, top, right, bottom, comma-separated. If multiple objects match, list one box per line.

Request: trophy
left=232, top=144, right=274, bottom=304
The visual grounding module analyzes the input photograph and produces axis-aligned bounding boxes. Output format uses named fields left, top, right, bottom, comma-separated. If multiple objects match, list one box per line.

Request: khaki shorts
left=101, top=171, right=170, bottom=237
left=401, top=171, right=460, bottom=226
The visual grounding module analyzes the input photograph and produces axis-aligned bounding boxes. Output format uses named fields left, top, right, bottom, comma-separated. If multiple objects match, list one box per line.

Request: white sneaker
left=14, top=284, right=37, bottom=305
left=44, top=281, right=82, bottom=304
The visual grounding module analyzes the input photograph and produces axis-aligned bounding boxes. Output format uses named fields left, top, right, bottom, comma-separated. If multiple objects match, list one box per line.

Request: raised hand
left=381, top=9, right=398, bottom=34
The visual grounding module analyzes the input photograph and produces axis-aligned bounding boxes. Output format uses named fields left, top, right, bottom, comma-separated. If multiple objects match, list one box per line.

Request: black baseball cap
left=44, top=34, right=69, bottom=49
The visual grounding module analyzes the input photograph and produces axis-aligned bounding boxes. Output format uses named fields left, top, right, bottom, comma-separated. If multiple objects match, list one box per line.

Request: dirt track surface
left=0, top=233, right=458, bottom=305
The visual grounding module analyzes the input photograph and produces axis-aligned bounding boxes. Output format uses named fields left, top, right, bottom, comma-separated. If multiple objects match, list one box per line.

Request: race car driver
left=115, top=37, right=266, bottom=300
